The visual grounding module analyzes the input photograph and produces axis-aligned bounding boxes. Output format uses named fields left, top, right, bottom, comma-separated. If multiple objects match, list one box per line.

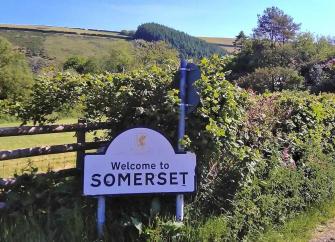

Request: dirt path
left=310, top=218, right=335, bottom=242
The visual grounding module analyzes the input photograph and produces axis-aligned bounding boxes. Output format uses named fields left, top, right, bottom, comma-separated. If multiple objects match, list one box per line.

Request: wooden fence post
left=76, top=118, right=86, bottom=170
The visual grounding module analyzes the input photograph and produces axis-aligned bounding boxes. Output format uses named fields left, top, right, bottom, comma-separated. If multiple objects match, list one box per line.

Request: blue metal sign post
left=97, top=196, right=105, bottom=237
left=176, top=59, right=187, bottom=221
left=96, top=146, right=107, bottom=238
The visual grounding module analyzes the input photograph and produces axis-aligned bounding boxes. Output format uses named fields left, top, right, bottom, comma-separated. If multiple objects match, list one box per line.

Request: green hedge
left=1, top=56, right=335, bottom=241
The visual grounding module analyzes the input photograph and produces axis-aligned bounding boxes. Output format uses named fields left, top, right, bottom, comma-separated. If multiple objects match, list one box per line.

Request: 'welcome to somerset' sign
left=83, top=128, right=196, bottom=196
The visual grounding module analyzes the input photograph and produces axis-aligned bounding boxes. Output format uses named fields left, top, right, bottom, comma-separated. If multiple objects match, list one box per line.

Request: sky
left=0, top=0, right=334, bottom=38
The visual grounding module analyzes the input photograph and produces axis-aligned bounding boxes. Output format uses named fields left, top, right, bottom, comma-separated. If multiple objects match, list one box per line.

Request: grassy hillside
left=199, top=37, right=236, bottom=53
left=0, top=25, right=132, bottom=71
left=0, top=24, right=233, bottom=71
left=0, top=24, right=128, bottom=39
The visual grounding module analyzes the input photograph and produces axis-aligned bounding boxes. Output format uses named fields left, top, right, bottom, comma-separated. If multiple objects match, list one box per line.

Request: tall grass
left=0, top=204, right=97, bottom=242
left=257, top=199, right=335, bottom=242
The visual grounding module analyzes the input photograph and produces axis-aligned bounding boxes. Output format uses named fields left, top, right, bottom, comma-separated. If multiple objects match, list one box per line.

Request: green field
left=0, top=28, right=130, bottom=66
left=44, top=34, right=128, bottom=64
left=0, top=118, right=104, bottom=178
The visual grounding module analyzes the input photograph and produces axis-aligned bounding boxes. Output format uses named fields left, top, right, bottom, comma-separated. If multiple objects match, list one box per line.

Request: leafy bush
left=62, top=40, right=179, bottom=75
left=237, top=66, right=304, bottom=93
left=120, top=29, right=135, bottom=37
left=16, top=72, right=85, bottom=124
left=228, top=160, right=335, bottom=240
left=0, top=99, right=19, bottom=122
left=63, top=56, right=87, bottom=73
left=3, top=55, right=335, bottom=241
left=229, top=33, right=335, bottom=91
left=0, top=36, right=33, bottom=100
left=310, top=59, right=335, bottom=92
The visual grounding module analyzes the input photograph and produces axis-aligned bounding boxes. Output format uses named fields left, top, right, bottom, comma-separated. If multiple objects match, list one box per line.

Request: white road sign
left=83, top=128, right=196, bottom=196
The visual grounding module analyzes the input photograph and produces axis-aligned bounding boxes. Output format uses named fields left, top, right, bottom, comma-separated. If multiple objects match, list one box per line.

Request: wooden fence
left=0, top=119, right=111, bottom=172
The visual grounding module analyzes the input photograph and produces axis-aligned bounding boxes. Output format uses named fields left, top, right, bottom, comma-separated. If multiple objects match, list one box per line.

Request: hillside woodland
left=134, top=22, right=226, bottom=58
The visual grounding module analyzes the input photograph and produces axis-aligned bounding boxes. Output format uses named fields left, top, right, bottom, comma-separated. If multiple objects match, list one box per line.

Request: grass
left=0, top=118, right=105, bottom=178
left=0, top=28, right=130, bottom=66
left=0, top=30, right=46, bottom=56
left=198, top=36, right=236, bottom=53
left=0, top=24, right=128, bottom=38
left=258, top=198, right=335, bottom=242
left=44, top=34, right=123, bottom=64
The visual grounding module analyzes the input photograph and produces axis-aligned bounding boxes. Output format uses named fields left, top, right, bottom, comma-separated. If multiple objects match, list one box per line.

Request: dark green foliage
left=237, top=66, right=304, bottom=93
left=233, top=31, right=247, bottom=51
left=229, top=161, right=335, bottom=241
left=310, top=59, right=335, bottom=92
left=134, top=23, right=226, bottom=58
left=0, top=167, right=173, bottom=242
left=229, top=34, right=335, bottom=93
left=63, top=56, right=87, bottom=73
left=3, top=56, right=335, bottom=241
left=120, top=29, right=135, bottom=37
left=229, top=7, right=335, bottom=93
left=229, top=38, right=296, bottom=79
left=188, top=91, right=335, bottom=240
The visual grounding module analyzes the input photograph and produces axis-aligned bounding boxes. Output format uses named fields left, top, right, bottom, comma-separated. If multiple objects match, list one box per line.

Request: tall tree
left=233, top=31, right=247, bottom=51
left=253, top=7, right=300, bottom=45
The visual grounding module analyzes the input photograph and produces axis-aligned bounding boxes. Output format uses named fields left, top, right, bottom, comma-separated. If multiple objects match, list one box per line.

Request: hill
left=134, top=23, right=226, bottom=58
left=0, top=24, right=233, bottom=72
left=0, top=24, right=129, bottom=39
left=0, top=24, right=132, bottom=72
left=198, top=37, right=236, bottom=53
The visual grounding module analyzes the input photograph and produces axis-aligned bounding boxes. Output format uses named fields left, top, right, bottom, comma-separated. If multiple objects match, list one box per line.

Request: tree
left=237, top=66, right=304, bottom=93
left=233, top=31, right=247, bottom=51
left=253, top=7, right=300, bottom=45
left=120, top=30, right=135, bottom=37
left=63, top=56, right=87, bottom=73
left=0, top=37, right=33, bottom=100
left=229, top=38, right=296, bottom=79
left=63, top=56, right=102, bottom=74
left=102, top=41, right=135, bottom=73
left=133, top=40, right=179, bottom=69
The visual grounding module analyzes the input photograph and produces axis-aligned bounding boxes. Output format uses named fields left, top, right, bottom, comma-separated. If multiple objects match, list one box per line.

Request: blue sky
left=1, top=0, right=334, bottom=37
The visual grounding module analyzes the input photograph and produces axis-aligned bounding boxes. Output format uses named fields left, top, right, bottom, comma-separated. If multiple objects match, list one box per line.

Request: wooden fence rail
left=0, top=122, right=112, bottom=137
left=0, top=119, right=111, bottom=170
left=0, top=141, right=109, bottom=161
